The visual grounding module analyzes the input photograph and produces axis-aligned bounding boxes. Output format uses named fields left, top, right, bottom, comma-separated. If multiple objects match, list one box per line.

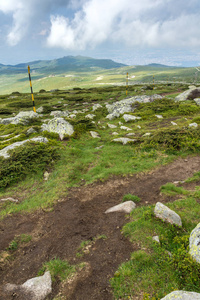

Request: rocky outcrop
left=175, top=86, right=200, bottom=102
left=0, top=111, right=40, bottom=125
left=161, top=291, right=200, bottom=300
left=90, top=131, right=100, bottom=138
left=0, top=137, right=48, bottom=159
left=154, top=202, right=182, bottom=226
left=123, top=114, right=141, bottom=122
left=41, top=118, right=74, bottom=140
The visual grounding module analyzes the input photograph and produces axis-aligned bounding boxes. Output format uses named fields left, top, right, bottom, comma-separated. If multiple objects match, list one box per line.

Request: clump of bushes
left=122, top=194, right=141, bottom=203
left=0, top=141, right=59, bottom=189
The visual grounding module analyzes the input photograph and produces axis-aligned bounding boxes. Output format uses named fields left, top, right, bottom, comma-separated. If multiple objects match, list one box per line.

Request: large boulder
left=175, top=87, right=200, bottom=102
left=154, top=202, right=182, bottom=226
left=4, top=271, right=52, bottom=300
left=0, top=137, right=48, bottom=159
left=105, top=94, right=162, bottom=119
left=41, top=118, right=74, bottom=140
left=161, top=291, right=200, bottom=300
left=189, top=223, right=200, bottom=263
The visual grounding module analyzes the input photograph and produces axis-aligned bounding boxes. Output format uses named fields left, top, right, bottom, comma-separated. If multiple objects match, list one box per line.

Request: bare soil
left=0, top=155, right=200, bottom=300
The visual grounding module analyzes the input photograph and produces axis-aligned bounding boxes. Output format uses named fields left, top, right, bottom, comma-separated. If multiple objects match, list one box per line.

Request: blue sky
left=0, top=0, right=200, bottom=66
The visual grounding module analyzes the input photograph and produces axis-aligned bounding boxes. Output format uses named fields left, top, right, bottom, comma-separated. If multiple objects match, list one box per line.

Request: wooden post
left=28, top=65, right=36, bottom=112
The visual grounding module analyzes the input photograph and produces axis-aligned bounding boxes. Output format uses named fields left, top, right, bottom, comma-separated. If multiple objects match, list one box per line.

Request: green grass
left=122, top=194, right=141, bottom=203
left=111, top=196, right=200, bottom=299
left=7, top=234, right=32, bottom=251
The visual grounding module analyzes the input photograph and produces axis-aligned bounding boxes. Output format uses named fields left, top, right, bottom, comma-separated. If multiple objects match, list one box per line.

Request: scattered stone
left=90, top=131, right=100, bottom=138
left=0, top=197, right=19, bottom=203
left=4, top=271, right=52, bottom=300
left=27, top=128, right=37, bottom=135
left=68, top=114, right=76, bottom=118
left=143, top=133, right=151, bottom=137
left=126, top=133, right=135, bottom=136
left=152, top=236, right=160, bottom=243
left=37, top=106, right=44, bottom=113
left=95, top=145, right=104, bottom=150
left=0, top=134, right=12, bottom=138
left=1, top=134, right=21, bottom=142
left=107, top=123, right=117, bottom=129
left=113, top=138, right=137, bottom=145
left=171, top=121, right=177, bottom=126
left=92, top=104, right=102, bottom=111
left=0, top=111, right=40, bottom=125
left=72, top=110, right=78, bottom=114
left=0, top=137, right=48, bottom=159
left=161, top=291, right=200, bottom=300
left=137, top=125, right=141, bottom=129
left=154, top=202, right=182, bottom=226
left=155, top=114, right=163, bottom=119
left=41, top=118, right=74, bottom=140
left=189, top=122, right=198, bottom=128
left=44, top=171, right=50, bottom=181
left=194, top=98, right=200, bottom=106
left=123, top=114, right=141, bottom=122
left=106, top=112, right=120, bottom=120
left=105, top=201, right=136, bottom=214
left=120, top=126, right=132, bottom=131
left=119, top=122, right=123, bottom=125
left=50, top=110, right=69, bottom=117
left=189, top=223, right=200, bottom=263
left=112, top=132, right=119, bottom=135
left=85, top=114, right=96, bottom=119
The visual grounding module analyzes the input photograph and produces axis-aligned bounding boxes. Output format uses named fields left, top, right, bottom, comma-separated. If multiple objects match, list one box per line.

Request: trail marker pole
left=28, top=65, right=36, bottom=112
left=126, top=72, right=128, bottom=96
left=153, top=75, right=155, bottom=89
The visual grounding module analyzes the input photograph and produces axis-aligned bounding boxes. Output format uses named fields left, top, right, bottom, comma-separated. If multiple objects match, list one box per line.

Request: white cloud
left=47, top=0, right=200, bottom=50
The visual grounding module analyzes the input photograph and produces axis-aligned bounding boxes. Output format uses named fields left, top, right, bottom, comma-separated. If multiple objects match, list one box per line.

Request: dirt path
left=0, top=155, right=200, bottom=299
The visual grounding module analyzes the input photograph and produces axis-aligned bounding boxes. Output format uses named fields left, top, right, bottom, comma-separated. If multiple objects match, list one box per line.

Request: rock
left=106, top=94, right=162, bottom=117
left=152, top=236, right=160, bottom=243
left=171, top=121, right=177, bottom=126
left=123, top=114, right=141, bottom=122
left=50, top=110, right=69, bottom=117
left=175, top=87, right=200, bottom=102
left=4, top=271, right=52, bottom=300
left=137, top=125, right=141, bottom=129
left=0, top=137, right=48, bottom=159
left=107, top=123, right=117, bottom=129
left=44, top=171, right=50, bottom=181
left=189, top=122, right=198, bottom=128
left=37, top=106, right=44, bottom=113
left=85, top=114, right=96, bottom=119
left=0, top=111, right=40, bottom=125
left=161, top=291, right=200, bottom=300
left=95, top=145, right=104, bottom=149
left=126, top=133, right=135, bottom=136
left=92, top=104, right=102, bottom=111
left=120, top=126, right=132, bottom=131
left=154, top=202, right=182, bottom=226
left=90, top=131, right=100, bottom=138
left=106, top=112, right=120, bottom=120
left=41, top=118, right=74, bottom=140
left=68, top=114, right=76, bottom=118
left=0, top=197, right=18, bottom=202
left=155, top=114, right=163, bottom=119
left=143, top=133, right=151, bottom=137
left=189, top=223, right=200, bottom=263
left=105, top=201, right=136, bottom=214
left=2, top=134, right=21, bottom=142
left=113, top=138, right=137, bottom=145
left=194, top=98, right=200, bottom=106
left=27, top=128, right=37, bottom=135
left=112, top=132, right=119, bottom=135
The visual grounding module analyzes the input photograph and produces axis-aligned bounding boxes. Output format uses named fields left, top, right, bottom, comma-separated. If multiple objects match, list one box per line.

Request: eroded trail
left=0, top=155, right=200, bottom=299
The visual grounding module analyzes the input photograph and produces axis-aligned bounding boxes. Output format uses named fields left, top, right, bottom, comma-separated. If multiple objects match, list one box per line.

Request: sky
left=0, top=0, right=200, bottom=66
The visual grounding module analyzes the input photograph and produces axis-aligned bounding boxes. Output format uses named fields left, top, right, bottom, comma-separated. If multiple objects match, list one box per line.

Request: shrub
left=122, top=194, right=141, bottom=203
left=0, top=141, right=59, bottom=189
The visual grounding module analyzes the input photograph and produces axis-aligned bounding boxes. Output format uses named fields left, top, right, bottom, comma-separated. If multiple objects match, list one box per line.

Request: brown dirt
left=0, top=155, right=200, bottom=299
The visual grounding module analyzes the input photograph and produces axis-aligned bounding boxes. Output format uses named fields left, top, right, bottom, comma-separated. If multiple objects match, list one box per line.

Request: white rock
left=112, top=132, right=119, bottom=135
left=68, top=114, right=76, bottom=118
left=92, top=104, right=102, bottom=111
left=0, top=198, right=18, bottom=202
left=41, top=118, right=74, bottom=140
left=0, top=137, right=48, bottom=159
left=123, top=114, right=141, bottom=122
left=126, top=133, right=135, bottom=136
left=120, top=126, right=132, bottom=131
left=189, top=223, right=200, bottom=263
left=137, top=125, right=141, bottom=129
left=107, top=123, right=117, bottom=129
left=50, top=110, right=69, bottom=117
left=171, top=121, right=177, bottom=126
left=194, top=98, right=200, bottom=106
left=143, top=133, right=151, bottom=137
left=155, top=114, right=163, bottom=119
left=154, top=202, right=182, bottom=226
left=5, top=271, right=52, bottom=300
left=90, top=131, right=100, bottom=138
left=105, top=201, right=136, bottom=214
left=113, top=138, right=137, bottom=145
left=161, top=291, right=200, bottom=300
left=189, top=122, right=198, bottom=128
left=85, top=114, right=96, bottom=119
left=175, top=87, right=200, bottom=102
left=152, top=236, right=160, bottom=243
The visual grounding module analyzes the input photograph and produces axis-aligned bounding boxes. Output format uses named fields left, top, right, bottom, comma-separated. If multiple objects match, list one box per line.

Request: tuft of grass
left=7, top=234, right=32, bottom=251
left=160, top=183, right=189, bottom=196
left=38, top=258, right=76, bottom=281
left=122, top=194, right=141, bottom=203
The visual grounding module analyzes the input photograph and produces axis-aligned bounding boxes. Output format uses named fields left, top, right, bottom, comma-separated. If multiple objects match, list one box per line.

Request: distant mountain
left=147, top=63, right=175, bottom=68
left=0, top=56, right=127, bottom=75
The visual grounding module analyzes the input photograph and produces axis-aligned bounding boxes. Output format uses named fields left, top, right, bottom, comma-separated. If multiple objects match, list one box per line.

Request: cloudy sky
left=0, top=0, right=200, bottom=66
